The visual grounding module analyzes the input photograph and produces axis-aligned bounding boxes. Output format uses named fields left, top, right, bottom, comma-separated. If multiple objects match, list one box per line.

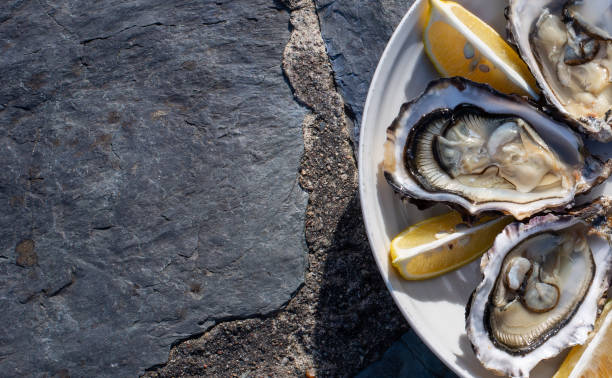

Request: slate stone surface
left=314, top=0, right=414, bottom=142
left=145, top=2, right=416, bottom=376
left=357, top=330, right=458, bottom=378
left=0, top=1, right=307, bottom=376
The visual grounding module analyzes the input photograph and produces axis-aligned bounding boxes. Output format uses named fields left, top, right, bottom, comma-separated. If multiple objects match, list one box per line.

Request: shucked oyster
left=466, top=198, right=612, bottom=377
left=383, top=78, right=611, bottom=220
left=507, top=0, right=612, bottom=141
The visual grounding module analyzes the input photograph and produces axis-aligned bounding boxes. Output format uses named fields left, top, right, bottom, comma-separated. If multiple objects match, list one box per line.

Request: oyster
left=383, top=78, right=611, bottom=220
left=465, top=198, right=612, bottom=377
left=507, top=0, right=612, bottom=141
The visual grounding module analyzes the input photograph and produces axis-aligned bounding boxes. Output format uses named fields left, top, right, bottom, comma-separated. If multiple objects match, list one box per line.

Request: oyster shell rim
left=383, top=77, right=612, bottom=220
left=482, top=226, right=595, bottom=356
left=506, top=0, right=612, bottom=142
left=465, top=211, right=612, bottom=377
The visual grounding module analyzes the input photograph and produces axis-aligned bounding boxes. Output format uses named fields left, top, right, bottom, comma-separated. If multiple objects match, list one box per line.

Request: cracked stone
left=145, top=1, right=411, bottom=376
left=0, top=0, right=307, bottom=376
left=314, top=0, right=413, bottom=143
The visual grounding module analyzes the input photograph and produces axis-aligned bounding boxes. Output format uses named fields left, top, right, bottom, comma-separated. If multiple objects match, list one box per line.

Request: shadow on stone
left=358, top=329, right=458, bottom=378
left=313, top=192, right=458, bottom=377
left=312, top=192, right=409, bottom=376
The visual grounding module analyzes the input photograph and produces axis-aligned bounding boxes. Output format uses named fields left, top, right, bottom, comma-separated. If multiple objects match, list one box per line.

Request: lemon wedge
left=424, top=0, right=539, bottom=98
left=390, top=212, right=512, bottom=280
left=553, top=300, right=612, bottom=378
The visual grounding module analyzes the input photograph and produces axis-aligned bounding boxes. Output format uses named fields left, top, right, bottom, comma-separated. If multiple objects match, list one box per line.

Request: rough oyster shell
left=507, top=0, right=612, bottom=141
left=465, top=198, right=612, bottom=377
left=383, top=77, right=611, bottom=220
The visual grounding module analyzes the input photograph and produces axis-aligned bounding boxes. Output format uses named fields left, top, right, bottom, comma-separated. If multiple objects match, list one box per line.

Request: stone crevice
left=80, top=25, right=138, bottom=45
left=144, top=288, right=306, bottom=373
left=80, top=22, right=176, bottom=45
left=42, top=9, right=79, bottom=43
left=45, top=273, right=75, bottom=297
left=202, top=20, right=227, bottom=26
left=144, top=1, right=408, bottom=376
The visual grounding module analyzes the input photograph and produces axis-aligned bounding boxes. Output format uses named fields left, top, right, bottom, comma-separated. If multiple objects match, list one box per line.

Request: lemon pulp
left=424, top=0, right=539, bottom=98
left=390, top=212, right=512, bottom=280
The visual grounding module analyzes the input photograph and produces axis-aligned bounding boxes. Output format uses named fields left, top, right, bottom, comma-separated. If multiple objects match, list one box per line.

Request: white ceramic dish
left=358, top=0, right=612, bottom=377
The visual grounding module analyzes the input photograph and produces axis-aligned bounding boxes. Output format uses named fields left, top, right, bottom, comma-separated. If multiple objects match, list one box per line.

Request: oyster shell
left=383, top=78, right=611, bottom=220
left=564, top=0, right=612, bottom=40
left=465, top=198, right=612, bottom=377
left=507, top=0, right=612, bottom=141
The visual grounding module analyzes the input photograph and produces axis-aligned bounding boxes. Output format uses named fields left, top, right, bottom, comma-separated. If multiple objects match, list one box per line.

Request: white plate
left=358, top=0, right=612, bottom=377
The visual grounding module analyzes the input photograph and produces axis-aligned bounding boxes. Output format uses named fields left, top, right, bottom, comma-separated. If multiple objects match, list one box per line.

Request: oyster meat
left=508, top=0, right=612, bottom=141
left=465, top=199, right=612, bottom=377
left=383, top=78, right=611, bottom=219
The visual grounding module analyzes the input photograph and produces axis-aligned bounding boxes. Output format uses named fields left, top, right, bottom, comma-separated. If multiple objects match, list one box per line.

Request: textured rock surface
left=357, top=330, right=458, bottom=378
left=2, top=0, right=458, bottom=376
left=314, top=0, right=413, bottom=142
left=0, top=1, right=307, bottom=376
left=145, top=1, right=411, bottom=376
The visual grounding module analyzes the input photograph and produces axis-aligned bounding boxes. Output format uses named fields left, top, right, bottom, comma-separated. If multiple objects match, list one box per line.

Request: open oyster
left=507, top=0, right=612, bottom=141
left=466, top=198, right=612, bottom=377
left=383, top=78, right=611, bottom=220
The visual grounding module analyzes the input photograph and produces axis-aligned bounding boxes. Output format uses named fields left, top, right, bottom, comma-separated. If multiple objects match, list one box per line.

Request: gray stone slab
left=357, top=330, right=458, bottom=378
left=0, top=0, right=307, bottom=376
left=314, top=0, right=413, bottom=142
